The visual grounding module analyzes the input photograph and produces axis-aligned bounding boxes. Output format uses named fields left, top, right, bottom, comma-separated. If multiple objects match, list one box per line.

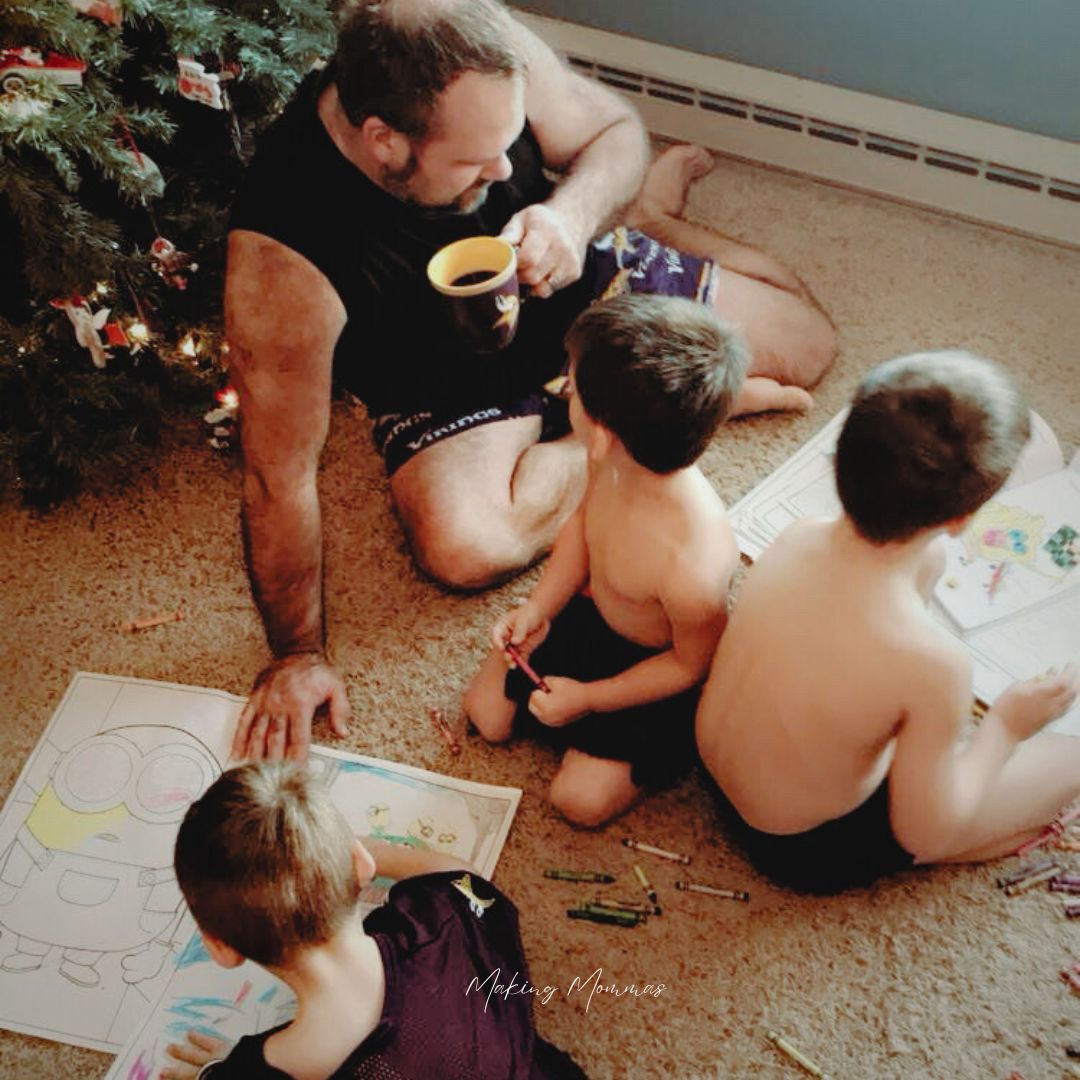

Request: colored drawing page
left=0, top=674, right=522, bottom=1060
left=934, top=468, right=1080, bottom=631
left=0, top=673, right=240, bottom=1053
left=104, top=745, right=521, bottom=1080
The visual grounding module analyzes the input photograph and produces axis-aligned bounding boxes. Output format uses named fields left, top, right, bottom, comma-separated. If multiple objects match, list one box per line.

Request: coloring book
left=729, top=410, right=1080, bottom=735
left=0, top=673, right=521, bottom=1069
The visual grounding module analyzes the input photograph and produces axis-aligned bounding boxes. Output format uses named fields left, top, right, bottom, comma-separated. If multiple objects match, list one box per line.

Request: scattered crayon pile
left=547, top=837, right=752, bottom=929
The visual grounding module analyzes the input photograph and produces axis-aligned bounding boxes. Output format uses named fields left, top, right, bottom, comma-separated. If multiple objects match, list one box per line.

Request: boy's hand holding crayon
left=492, top=601, right=551, bottom=658
left=528, top=676, right=590, bottom=728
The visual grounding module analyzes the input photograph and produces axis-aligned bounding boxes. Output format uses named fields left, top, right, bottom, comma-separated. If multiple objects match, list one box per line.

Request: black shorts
left=708, top=777, right=917, bottom=894
left=504, top=594, right=700, bottom=789
left=370, top=229, right=718, bottom=475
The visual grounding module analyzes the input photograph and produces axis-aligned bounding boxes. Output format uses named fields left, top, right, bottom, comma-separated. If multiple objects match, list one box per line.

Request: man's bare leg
left=626, top=145, right=837, bottom=414
left=390, top=417, right=586, bottom=589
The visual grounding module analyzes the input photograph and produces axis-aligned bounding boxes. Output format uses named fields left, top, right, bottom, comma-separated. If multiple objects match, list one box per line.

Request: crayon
left=1064, top=900, right=1080, bottom=919
left=985, top=560, right=1008, bottom=600
left=428, top=708, right=461, bottom=755
left=766, top=1030, right=834, bottom=1080
left=996, top=858, right=1056, bottom=888
left=1066, top=1043, right=1080, bottom=1058
left=1004, top=864, right=1061, bottom=895
left=504, top=643, right=551, bottom=693
left=122, top=608, right=183, bottom=632
left=632, top=863, right=661, bottom=914
left=567, top=906, right=641, bottom=928
left=544, top=869, right=617, bottom=883
left=582, top=902, right=650, bottom=923
left=622, top=837, right=691, bottom=865
left=593, top=896, right=661, bottom=917
left=675, top=880, right=750, bottom=903
left=1050, top=877, right=1080, bottom=895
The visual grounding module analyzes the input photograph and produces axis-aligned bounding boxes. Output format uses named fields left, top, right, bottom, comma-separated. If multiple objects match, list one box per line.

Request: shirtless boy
left=465, top=295, right=747, bottom=826
left=697, top=350, right=1080, bottom=893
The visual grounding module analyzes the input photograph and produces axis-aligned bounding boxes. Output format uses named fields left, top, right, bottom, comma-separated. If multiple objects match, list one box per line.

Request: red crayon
left=429, top=708, right=461, bottom=755
left=504, top=643, right=551, bottom=693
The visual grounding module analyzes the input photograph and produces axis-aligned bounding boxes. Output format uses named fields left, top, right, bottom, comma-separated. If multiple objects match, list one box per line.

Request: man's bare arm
left=502, top=17, right=649, bottom=295
left=226, top=230, right=350, bottom=762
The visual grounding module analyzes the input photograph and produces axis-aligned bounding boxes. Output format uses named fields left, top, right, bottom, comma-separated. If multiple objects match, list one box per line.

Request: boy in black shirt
left=162, top=763, right=585, bottom=1079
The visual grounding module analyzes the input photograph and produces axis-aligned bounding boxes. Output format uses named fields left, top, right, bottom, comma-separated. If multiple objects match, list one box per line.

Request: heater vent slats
left=564, top=53, right=1076, bottom=214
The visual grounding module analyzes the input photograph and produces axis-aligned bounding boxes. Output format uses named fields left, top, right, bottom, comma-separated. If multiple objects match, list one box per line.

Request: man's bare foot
left=731, top=376, right=813, bottom=417
left=629, top=144, right=714, bottom=223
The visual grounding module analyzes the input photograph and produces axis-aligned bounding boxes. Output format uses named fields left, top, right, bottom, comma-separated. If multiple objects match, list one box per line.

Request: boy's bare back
left=697, top=515, right=969, bottom=835
left=586, top=462, right=737, bottom=652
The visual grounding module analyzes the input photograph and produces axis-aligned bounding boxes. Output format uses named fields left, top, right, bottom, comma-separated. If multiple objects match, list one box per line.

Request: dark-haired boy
left=697, top=350, right=1080, bottom=893
left=465, top=294, right=748, bottom=826
left=162, top=762, right=586, bottom=1079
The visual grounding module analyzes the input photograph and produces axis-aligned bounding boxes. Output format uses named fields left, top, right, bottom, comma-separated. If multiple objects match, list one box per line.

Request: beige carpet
left=2, top=153, right=1079, bottom=1080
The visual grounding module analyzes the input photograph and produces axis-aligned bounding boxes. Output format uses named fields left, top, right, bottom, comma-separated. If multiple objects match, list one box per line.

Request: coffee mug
left=427, top=236, right=520, bottom=353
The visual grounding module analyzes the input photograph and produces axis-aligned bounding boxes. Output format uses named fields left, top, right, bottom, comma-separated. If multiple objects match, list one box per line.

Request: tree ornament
left=150, top=237, right=198, bottom=290
left=204, top=386, right=239, bottom=450
left=67, top=0, right=122, bottom=27
left=50, top=295, right=114, bottom=368
left=0, top=48, right=87, bottom=93
left=0, top=78, right=56, bottom=120
left=177, top=57, right=225, bottom=110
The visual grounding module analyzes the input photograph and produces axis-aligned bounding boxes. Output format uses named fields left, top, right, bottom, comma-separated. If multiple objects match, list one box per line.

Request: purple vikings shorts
left=373, top=228, right=718, bottom=475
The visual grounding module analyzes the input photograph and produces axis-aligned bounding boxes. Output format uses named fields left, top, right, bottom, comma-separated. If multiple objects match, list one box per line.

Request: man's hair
left=334, top=0, right=522, bottom=139
left=566, top=294, right=749, bottom=474
left=835, top=350, right=1030, bottom=543
left=174, top=763, right=362, bottom=967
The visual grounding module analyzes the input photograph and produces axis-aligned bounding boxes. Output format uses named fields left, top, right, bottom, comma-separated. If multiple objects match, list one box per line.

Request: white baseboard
left=517, top=11, right=1080, bottom=248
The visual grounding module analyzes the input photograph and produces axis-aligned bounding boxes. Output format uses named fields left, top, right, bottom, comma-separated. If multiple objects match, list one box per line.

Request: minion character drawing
left=0, top=726, right=218, bottom=989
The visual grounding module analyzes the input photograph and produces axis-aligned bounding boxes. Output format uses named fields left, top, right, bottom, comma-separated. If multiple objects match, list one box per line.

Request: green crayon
left=544, top=869, right=616, bottom=883
left=567, top=906, right=642, bottom=928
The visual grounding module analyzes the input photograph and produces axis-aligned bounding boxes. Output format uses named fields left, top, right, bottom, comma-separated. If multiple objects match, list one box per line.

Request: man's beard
left=382, top=154, right=491, bottom=215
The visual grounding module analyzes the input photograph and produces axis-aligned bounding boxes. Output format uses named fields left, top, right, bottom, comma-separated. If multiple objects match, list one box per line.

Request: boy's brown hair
left=566, top=294, right=749, bottom=474
left=835, top=350, right=1030, bottom=543
left=174, top=763, right=361, bottom=966
left=335, top=0, right=522, bottom=140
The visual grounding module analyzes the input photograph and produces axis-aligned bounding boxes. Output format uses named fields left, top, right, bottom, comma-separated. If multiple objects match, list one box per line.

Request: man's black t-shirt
left=230, top=71, right=598, bottom=418
left=203, top=872, right=587, bottom=1080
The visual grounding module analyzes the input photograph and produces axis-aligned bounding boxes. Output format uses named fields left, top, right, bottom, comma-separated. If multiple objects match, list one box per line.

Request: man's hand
left=491, top=601, right=550, bottom=656
left=528, top=675, right=590, bottom=728
left=161, top=1029, right=233, bottom=1080
left=995, top=663, right=1079, bottom=741
left=232, top=652, right=351, bottom=763
left=500, top=204, right=585, bottom=299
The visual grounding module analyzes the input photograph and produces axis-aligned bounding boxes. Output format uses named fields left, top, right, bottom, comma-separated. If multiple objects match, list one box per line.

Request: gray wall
left=519, top=1, right=1080, bottom=142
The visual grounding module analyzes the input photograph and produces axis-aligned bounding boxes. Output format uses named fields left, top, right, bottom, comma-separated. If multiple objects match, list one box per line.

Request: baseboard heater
left=517, top=11, right=1080, bottom=249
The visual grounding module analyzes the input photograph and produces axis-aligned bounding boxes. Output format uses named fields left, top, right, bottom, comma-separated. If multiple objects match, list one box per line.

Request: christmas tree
left=0, top=0, right=337, bottom=507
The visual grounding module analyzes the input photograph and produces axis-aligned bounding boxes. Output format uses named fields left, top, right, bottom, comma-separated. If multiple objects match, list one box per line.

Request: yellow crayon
left=766, top=1030, right=835, bottom=1080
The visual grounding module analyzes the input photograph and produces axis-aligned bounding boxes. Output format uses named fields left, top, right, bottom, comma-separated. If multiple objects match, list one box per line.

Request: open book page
left=0, top=673, right=521, bottom=1063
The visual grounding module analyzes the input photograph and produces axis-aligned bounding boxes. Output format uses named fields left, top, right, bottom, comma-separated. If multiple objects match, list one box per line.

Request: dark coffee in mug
left=427, top=236, right=520, bottom=353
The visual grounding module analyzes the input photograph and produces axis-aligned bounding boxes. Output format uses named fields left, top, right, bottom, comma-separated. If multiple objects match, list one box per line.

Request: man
left=227, top=0, right=836, bottom=761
